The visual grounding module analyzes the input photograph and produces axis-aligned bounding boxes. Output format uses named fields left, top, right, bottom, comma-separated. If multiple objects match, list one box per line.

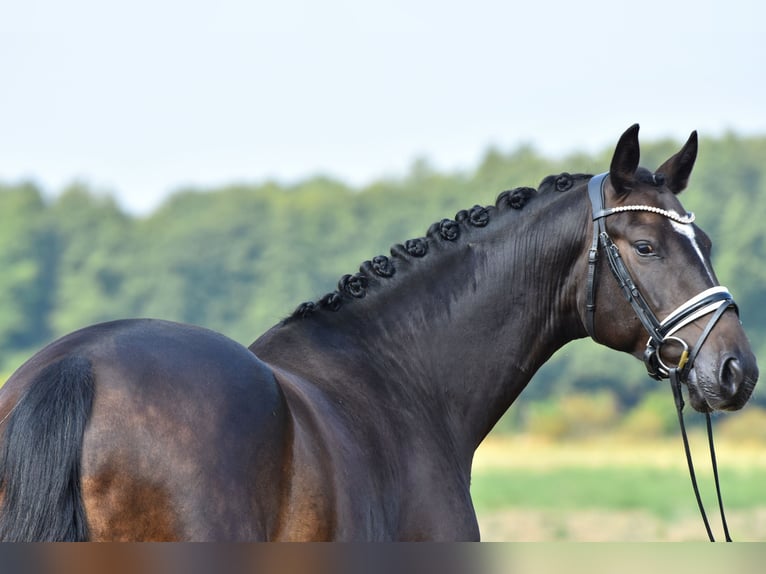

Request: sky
left=1, top=0, right=764, bottom=214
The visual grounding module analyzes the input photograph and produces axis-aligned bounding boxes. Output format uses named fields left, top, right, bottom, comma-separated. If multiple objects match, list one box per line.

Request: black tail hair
left=0, top=355, right=95, bottom=541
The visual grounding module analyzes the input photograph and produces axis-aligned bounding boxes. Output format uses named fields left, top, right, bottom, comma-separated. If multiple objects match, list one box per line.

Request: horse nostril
left=720, top=357, right=744, bottom=399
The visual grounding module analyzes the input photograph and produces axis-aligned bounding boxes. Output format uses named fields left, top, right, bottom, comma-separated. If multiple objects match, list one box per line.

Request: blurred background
left=1, top=0, right=765, bottom=541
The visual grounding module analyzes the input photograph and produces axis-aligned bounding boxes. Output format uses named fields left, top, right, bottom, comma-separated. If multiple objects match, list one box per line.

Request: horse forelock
left=284, top=173, right=587, bottom=323
left=635, top=166, right=666, bottom=188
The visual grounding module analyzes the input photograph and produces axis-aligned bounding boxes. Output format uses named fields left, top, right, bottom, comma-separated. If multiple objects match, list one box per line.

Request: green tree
left=45, top=183, right=133, bottom=335
left=1, top=132, right=765, bottom=414
left=0, top=183, right=52, bottom=352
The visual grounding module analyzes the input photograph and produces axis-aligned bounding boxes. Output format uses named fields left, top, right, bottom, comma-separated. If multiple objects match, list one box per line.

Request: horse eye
left=634, top=242, right=656, bottom=257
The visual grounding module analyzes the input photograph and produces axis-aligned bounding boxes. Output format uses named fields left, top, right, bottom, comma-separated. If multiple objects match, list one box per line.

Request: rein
left=585, top=173, right=737, bottom=542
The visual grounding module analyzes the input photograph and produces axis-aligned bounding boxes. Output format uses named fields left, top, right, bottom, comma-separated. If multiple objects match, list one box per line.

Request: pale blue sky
left=1, top=0, right=764, bottom=213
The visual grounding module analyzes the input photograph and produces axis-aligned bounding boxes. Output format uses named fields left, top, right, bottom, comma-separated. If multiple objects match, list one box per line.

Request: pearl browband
left=593, top=204, right=696, bottom=225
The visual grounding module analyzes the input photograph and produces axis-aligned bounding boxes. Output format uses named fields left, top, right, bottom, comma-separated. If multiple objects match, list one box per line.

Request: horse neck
left=255, top=187, right=591, bottom=459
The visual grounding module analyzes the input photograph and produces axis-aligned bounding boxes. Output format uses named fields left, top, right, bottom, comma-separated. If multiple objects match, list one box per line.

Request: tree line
left=1, top=133, right=765, bottom=418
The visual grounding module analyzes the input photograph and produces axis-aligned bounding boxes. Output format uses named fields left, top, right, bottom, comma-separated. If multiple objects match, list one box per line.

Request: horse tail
left=0, top=355, right=95, bottom=541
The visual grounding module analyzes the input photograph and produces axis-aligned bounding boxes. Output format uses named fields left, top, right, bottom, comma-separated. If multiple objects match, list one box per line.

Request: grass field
left=471, top=434, right=766, bottom=541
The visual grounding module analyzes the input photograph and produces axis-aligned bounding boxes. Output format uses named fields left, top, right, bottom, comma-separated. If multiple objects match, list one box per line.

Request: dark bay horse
left=0, top=125, right=758, bottom=541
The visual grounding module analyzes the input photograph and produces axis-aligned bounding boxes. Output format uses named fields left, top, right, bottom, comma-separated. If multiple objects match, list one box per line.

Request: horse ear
left=609, top=124, right=641, bottom=194
left=655, top=131, right=698, bottom=195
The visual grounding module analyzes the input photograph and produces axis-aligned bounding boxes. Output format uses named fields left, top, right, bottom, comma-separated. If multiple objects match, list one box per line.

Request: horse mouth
left=686, top=366, right=758, bottom=413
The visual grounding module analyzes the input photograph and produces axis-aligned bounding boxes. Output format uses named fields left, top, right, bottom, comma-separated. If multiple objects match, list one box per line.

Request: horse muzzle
left=642, top=287, right=759, bottom=413
left=686, top=347, right=758, bottom=412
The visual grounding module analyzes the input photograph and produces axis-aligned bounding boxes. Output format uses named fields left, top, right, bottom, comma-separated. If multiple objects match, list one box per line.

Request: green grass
left=471, top=466, right=766, bottom=520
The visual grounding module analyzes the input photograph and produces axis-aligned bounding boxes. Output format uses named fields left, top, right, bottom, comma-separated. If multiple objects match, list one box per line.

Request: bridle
left=585, top=173, right=738, bottom=380
left=585, top=172, right=739, bottom=542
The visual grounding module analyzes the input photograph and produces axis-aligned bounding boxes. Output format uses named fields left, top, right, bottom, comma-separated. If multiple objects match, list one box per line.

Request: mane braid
left=284, top=184, right=551, bottom=322
left=537, top=172, right=592, bottom=194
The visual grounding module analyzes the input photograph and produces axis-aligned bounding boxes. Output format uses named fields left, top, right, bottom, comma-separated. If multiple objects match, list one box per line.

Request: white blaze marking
left=670, top=220, right=716, bottom=283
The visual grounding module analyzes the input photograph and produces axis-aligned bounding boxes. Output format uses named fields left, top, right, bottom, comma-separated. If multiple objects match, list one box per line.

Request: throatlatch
left=585, top=173, right=738, bottom=542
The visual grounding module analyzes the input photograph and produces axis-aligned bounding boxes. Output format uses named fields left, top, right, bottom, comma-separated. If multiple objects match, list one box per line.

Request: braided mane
left=285, top=173, right=592, bottom=322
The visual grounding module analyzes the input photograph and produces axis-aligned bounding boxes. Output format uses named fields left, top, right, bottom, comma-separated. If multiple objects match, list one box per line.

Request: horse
left=0, top=125, right=758, bottom=541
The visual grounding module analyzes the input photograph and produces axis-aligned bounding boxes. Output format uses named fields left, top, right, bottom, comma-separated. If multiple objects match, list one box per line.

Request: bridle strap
left=670, top=368, right=731, bottom=542
left=707, top=411, right=732, bottom=541
left=648, top=288, right=737, bottom=380
left=660, top=287, right=734, bottom=339
left=669, top=368, right=715, bottom=541
left=585, top=173, right=607, bottom=342
left=679, top=297, right=737, bottom=381
left=600, top=229, right=664, bottom=344
left=586, top=173, right=665, bottom=345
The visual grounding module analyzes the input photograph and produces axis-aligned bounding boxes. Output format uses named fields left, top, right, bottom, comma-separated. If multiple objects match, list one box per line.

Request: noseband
left=585, top=173, right=738, bottom=541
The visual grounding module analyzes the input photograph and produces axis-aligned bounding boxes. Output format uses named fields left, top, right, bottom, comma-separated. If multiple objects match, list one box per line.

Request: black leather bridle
left=585, top=172, right=738, bottom=542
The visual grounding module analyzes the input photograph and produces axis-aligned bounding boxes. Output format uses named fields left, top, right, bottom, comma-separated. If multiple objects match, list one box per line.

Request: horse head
left=583, top=124, right=758, bottom=413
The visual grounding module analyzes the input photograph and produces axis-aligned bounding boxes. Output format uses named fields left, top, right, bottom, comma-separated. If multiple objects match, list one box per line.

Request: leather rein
left=585, top=173, right=738, bottom=542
